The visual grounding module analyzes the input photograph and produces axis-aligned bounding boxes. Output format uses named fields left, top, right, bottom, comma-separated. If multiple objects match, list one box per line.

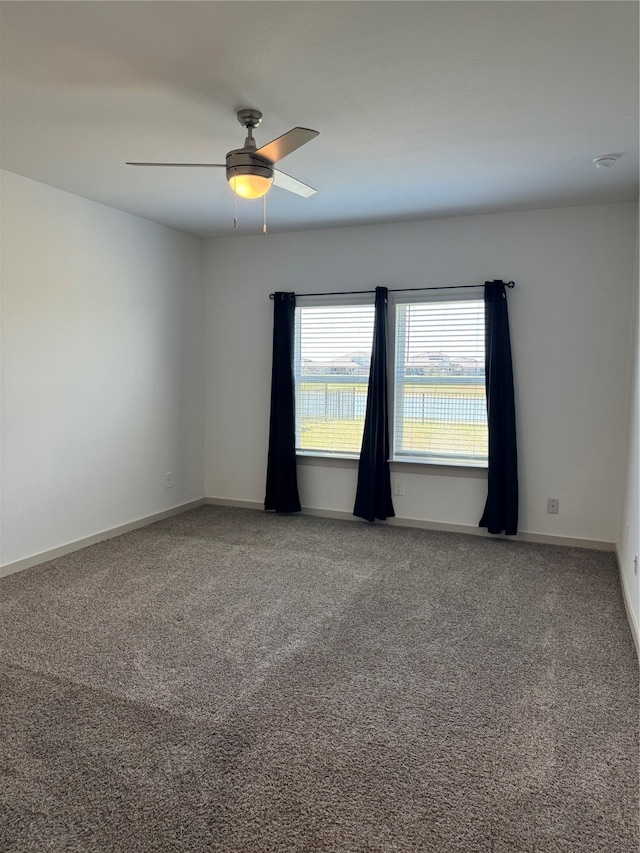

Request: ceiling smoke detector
left=593, top=155, right=618, bottom=169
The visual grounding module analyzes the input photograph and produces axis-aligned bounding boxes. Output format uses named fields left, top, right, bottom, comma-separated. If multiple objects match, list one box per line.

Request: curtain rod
left=269, top=281, right=515, bottom=299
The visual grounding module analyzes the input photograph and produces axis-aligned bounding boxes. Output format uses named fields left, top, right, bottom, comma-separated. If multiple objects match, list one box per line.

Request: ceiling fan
left=126, top=108, right=319, bottom=200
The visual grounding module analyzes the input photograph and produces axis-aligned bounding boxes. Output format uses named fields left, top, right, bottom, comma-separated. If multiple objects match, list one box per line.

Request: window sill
left=390, top=459, right=487, bottom=478
left=296, top=453, right=488, bottom=477
left=296, top=452, right=359, bottom=469
left=392, top=455, right=487, bottom=470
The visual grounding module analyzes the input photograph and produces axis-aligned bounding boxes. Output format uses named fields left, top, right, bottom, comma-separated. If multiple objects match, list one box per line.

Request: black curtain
left=354, top=287, right=395, bottom=522
left=480, top=280, right=518, bottom=534
left=264, top=292, right=301, bottom=513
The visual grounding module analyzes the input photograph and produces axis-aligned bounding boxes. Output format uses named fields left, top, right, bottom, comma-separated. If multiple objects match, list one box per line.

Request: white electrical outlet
left=547, top=498, right=559, bottom=514
left=165, top=472, right=173, bottom=489
left=393, top=480, right=405, bottom=496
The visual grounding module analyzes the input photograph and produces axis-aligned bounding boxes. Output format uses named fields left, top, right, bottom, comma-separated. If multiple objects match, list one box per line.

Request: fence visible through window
left=296, top=377, right=370, bottom=455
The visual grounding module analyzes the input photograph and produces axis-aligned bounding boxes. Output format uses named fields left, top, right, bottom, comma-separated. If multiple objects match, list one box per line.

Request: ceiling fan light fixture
left=228, top=171, right=273, bottom=199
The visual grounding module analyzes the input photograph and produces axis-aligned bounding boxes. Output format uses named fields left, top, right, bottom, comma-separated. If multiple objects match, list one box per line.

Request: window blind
left=294, top=303, right=375, bottom=456
left=393, top=299, right=487, bottom=466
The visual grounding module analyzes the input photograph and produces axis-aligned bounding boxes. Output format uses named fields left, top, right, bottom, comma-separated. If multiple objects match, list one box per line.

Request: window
left=393, top=296, right=487, bottom=466
left=294, top=302, right=375, bottom=456
left=293, top=292, right=487, bottom=467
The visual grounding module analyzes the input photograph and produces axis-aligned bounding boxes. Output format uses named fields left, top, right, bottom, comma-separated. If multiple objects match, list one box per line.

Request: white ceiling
left=1, top=1, right=638, bottom=238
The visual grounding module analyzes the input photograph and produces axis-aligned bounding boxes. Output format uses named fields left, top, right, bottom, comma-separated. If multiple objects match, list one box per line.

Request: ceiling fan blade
left=255, top=127, right=318, bottom=164
left=125, top=162, right=226, bottom=167
left=272, top=169, right=317, bottom=197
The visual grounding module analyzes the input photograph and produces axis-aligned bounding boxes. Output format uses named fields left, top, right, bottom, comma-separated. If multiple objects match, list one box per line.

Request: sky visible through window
left=298, top=305, right=375, bottom=363
left=297, top=301, right=484, bottom=365
left=398, top=300, right=485, bottom=364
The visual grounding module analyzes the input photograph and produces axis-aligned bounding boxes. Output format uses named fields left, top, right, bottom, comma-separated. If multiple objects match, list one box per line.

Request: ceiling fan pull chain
left=263, top=194, right=268, bottom=234
left=233, top=183, right=238, bottom=229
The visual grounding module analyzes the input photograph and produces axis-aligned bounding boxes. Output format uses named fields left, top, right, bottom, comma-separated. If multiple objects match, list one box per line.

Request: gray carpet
left=0, top=505, right=637, bottom=852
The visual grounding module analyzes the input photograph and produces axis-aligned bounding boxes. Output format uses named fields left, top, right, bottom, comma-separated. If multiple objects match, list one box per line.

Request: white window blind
left=294, top=303, right=375, bottom=456
left=393, top=298, right=487, bottom=466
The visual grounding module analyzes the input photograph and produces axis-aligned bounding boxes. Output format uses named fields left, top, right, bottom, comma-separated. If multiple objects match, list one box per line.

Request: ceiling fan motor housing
left=225, top=149, right=274, bottom=182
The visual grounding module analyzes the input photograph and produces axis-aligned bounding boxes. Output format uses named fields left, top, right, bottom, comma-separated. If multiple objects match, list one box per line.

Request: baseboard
left=204, top=497, right=615, bottom=551
left=309, top=509, right=615, bottom=550
left=205, top=497, right=264, bottom=511
left=0, top=499, right=206, bottom=579
left=615, top=545, right=640, bottom=662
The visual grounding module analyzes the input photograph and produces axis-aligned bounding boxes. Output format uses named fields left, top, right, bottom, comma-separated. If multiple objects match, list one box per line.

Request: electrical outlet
left=393, top=480, right=405, bottom=496
left=165, top=472, right=173, bottom=489
left=547, top=498, right=559, bottom=514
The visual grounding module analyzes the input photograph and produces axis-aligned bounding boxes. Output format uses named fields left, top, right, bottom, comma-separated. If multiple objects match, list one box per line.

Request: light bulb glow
left=229, top=173, right=273, bottom=199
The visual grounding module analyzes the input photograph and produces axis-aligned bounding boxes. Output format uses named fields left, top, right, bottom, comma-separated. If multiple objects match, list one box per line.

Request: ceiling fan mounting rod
left=237, top=108, right=263, bottom=150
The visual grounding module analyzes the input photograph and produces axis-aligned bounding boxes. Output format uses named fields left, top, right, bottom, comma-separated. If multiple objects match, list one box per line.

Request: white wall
left=617, top=216, right=639, bottom=645
left=1, top=171, right=204, bottom=567
left=1, top=185, right=635, bottom=566
left=203, top=203, right=637, bottom=546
